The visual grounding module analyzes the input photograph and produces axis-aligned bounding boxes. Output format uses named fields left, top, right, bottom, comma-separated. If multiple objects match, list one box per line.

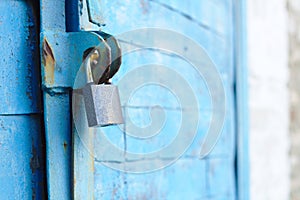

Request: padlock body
left=82, top=83, right=123, bottom=127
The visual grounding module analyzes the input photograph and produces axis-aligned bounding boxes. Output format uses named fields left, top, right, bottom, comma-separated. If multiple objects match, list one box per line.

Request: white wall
left=288, top=0, right=300, bottom=198
left=247, top=0, right=290, bottom=199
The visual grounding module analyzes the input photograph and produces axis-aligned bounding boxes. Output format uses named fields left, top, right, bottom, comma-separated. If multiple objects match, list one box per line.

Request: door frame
left=234, top=0, right=250, bottom=199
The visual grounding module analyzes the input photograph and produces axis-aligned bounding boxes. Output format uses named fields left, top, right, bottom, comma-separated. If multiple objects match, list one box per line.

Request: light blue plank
left=73, top=128, right=94, bottom=200
left=44, top=93, right=71, bottom=199
left=100, top=0, right=234, bottom=77
left=40, top=0, right=110, bottom=198
left=40, top=1, right=73, bottom=199
left=202, top=80, right=236, bottom=158
left=125, top=159, right=207, bottom=200
left=66, top=1, right=100, bottom=199
left=94, top=0, right=237, bottom=199
left=94, top=163, right=126, bottom=199
left=40, top=0, right=65, bottom=32
left=206, top=158, right=236, bottom=198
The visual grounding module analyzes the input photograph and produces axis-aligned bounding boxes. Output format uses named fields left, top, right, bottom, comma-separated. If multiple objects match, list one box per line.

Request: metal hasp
left=40, top=31, right=123, bottom=168
left=40, top=1, right=123, bottom=198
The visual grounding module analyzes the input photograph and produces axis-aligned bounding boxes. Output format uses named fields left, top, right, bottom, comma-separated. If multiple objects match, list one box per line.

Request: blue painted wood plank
left=40, top=0, right=109, bottom=197
left=0, top=0, right=41, bottom=114
left=0, top=1, right=45, bottom=199
left=206, top=158, right=236, bottom=198
left=40, top=0, right=66, bottom=32
left=66, top=1, right=98, bottom=199
left=125, top=159, right=207, bottom=200
left=92, top=0, right=237, bottom=199
left=0, top=115, right=45, bottom=199
left=73, top=128, right=95, bottom=200
left=94, top=163, right=126, bottom=199
left=43, top=93, right=71, bottom=199
left=60, top=0, right=246, bottom=199
left=40, top=1, right=74, bottom=199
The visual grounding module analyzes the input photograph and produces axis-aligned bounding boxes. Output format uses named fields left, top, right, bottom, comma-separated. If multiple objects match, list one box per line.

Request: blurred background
left=248, top=0, right=299, bottom=199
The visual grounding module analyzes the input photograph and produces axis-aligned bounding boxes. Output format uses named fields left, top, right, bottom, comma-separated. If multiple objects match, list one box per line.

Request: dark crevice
left=28, top=0, right=48, bottom=199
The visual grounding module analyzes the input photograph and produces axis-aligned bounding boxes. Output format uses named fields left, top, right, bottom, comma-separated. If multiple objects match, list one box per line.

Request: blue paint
left=0, top=0, right=40, bottom=114
left=40, top=1, right=72, bottom=199
left=37, top=0, right=248, bottom=199
left=40, top=31, right=108, bottom=88
left=234, top=0, right=250, bottom=199
left=123, top=160, right=207, bottom=199
left=0, top=116, right=44, bottom=199
left=40, top=0, right=65, bottom=32
left=92, top=0, right=238, bottom=199
left=0, top=0, right=45, bottom=199
left=86, top=0, right=105, bottom=26
left=41, top=0, right=107, bottom=198
left=43, top=93, right=72, bottom=199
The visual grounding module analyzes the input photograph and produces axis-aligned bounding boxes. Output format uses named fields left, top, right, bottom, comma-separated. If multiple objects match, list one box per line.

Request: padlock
left=83, top=83, right=123, bottom=127
left=81, top=46, right=123, bottom=127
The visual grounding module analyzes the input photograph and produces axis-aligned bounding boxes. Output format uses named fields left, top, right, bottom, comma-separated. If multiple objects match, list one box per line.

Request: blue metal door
left=0, top=0, right=248, bottom=199
left=70, top=1, right=247, bottom=199
left=90, top=1, right=237, bottom=199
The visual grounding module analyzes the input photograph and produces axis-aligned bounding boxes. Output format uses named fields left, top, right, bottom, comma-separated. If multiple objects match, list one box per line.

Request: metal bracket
left=40, top=31, right=111, bottom=92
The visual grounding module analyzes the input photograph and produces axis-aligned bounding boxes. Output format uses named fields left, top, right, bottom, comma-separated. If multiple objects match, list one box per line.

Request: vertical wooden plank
left=65, top=1, right=96, bottom=199
left=0, top=0, right=41, bottom=115
left=0, top=116, right=45, bottom=199
left=40, top=1, right=72, bottom=199
left=0, top=0, right=46, bottom=199
left=73, top=128, right=94, bottom=200
left=43, top=93, right=72, bottom=199
left=94, top=0, right=237, bottom=199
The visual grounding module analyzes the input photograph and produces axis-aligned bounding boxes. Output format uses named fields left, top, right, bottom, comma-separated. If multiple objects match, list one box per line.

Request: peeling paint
left=42, top=38, right=55, bottom=85
left=63, top=141, right=68, bottom=152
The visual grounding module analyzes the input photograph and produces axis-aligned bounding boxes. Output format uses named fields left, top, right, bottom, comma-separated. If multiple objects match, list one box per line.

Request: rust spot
left=30, top=143, right=40, bottom=173
left=42, top=38, right=55, bottom=85
left=63, top=141, right=68, bottom=151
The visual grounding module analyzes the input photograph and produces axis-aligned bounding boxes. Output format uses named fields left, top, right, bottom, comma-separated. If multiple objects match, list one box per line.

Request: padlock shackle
left=84, top=55, right=94, bottom=84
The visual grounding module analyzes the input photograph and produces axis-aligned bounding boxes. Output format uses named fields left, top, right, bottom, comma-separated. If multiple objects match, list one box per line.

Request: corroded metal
left=40, top=31, right=111, bottom=89
left=42, top=39, right=55, bottom=85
